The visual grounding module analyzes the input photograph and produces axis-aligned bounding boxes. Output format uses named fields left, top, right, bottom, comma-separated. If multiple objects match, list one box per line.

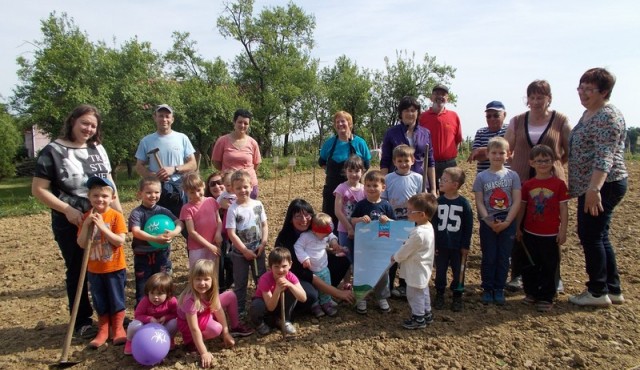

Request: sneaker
left=321, top=302, right=338, bottom=317
left=74, top=324, right=97, bottom=339
left=569, top=290, right=612, bottom=307
left=378, top=299, right=390, bottom=313
left=423, top=311, right=434, bottom=324
left=281, top=321, right=296, bottom=335
left=556, top=279, right=565, bottom=293
left=230, top=323, right=254, bottom=337
left=123, top=340, right=132, bottom=355
left=402, top=315, right=427, bottom=330
left=494, top=290, right=506, bottom=306
left=256, top=322, right=270, bottom=336
left=522, top=295, right=536, bottom=305
left=356, top=300, right=367, bottom=314
left=608, top=293, right=624, bottom=305
left=481, top=291, right=493, bottom=305
left=311, top=304, right=325, bottom=318
left=506, top=276, right=523, bottom=291
left=433, top=294, right=445, bottom=310
left=451, top=296, right=463, bottom=312
left=536, top=301, right=553, bottom=312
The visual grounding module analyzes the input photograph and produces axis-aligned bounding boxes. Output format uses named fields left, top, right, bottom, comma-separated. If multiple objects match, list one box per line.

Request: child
left=392, top=193, right=438, bottom=329
left=177, top=259, right=253, bottom=368
left=249, top=247, right=307, bottom=335
left=334, top=155, right=366, bottom=264
left=124, top=272, right=178, bottom=355
left=516, top=144, right=569, bottom=312
left=383, top=144, right=424, bottom=298
left=226, top=170, right=269, bottom=316
left=294, top=213, right=343, bottom=317
left=205, top=171, right=234, bottom=291
left=351, top=170, right=396, bottom=314
left=77, top=176, right=128, bottom=348
left=433, top=167, right=474, bottom=312
left=180, top=172, right=223, bottom=269
left=472, top=136, right=521, bottom=305
left=129, top=177, right=184, bottom=305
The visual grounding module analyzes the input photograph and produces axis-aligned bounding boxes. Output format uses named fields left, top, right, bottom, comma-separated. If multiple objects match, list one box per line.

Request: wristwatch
left=588, top=186, right=600, bottom=193
left=174, top=166, right=179, bottom=174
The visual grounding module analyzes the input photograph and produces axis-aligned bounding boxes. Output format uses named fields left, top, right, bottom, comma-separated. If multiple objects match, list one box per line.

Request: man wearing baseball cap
left=135, top=104, right=197, bottom=217
left=468, top=101, right=509, bottom=173
left=418, top=85, right=463, bottom=182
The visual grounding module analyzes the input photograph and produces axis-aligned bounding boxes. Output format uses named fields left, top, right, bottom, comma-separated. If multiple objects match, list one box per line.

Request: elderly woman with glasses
left=567, top=68, right=628, bottom=307
left=274, top=199, right=355, bottom=316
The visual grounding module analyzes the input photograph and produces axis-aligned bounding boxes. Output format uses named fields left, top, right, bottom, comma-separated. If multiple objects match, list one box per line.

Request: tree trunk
left=126, top=160, right=133, bottom=179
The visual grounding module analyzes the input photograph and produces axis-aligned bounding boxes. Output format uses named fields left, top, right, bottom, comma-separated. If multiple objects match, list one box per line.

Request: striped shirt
left=472, top=125, right=508, bottom=173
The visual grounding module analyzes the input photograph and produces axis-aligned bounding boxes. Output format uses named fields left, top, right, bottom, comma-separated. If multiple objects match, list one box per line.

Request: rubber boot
left=89, top=315, right=110, bottom=348
left=123, top=340, right=132, bottom=355
left=111, top=311, right=127, bottom=345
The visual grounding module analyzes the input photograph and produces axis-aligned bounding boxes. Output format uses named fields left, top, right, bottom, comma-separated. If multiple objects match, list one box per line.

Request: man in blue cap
left=468, top=101, right=509, bottom=173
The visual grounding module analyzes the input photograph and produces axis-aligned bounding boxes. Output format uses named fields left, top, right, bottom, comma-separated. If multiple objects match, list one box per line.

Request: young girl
left=334, top=155, right=366, bottom=268
left=125, top=273, right=178, bottom=355
left=249, top=247, right=307, bottom=335
left=177, top=259, right=253, bottom=368
left=180, top=172, right=223, bottom=269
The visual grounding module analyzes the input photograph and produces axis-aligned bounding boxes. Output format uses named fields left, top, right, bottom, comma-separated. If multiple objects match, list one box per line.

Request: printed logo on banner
left=378, top=222, right=390, bottom=238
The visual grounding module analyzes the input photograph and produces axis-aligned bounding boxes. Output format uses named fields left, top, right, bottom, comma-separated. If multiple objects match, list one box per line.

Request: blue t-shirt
left=135, top=131, right=195, bottom=183
left=382, top=171, right=423, bottom=219
left=351, top=198, right=396, bottom=221
left=472, top=168, right=521, bottom=220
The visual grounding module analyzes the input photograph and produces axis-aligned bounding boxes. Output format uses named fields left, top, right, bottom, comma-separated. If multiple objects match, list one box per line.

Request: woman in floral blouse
left=568, top=68, right=628, bottom=308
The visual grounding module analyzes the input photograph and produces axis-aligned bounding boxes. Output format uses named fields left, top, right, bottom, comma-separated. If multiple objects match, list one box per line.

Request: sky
left=2, top=0, right=639, bottom=140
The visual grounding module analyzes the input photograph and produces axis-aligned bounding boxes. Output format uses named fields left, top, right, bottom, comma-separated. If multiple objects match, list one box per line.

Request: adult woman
left=568, top=68, right=627, bottom=307
left=32, top=104, right=122, bottom=338
left=212, top=109, right=262, bottom=199
left=504, top=80, right=571, bottom=289
left=380, top=96, right=436, bottom=194
left=318, top=111, right=371, bottom=228
left=274, top=199, right=355, bottom=315
left=204, top=171, right=233, bottom=291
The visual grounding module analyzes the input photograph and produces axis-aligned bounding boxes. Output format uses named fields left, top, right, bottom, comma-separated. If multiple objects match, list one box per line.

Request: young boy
left=392, top=193, right=438, bottom=329
left=351, top=170, right=396, bottom=314
left=129, top=177, right=184, bottom=305
left=472, top=137, right=521, bottom=306
left=433, top=167, right=474, bottom=312
left=383, top=144, right=423, bottom=298
left=249, top=247, right=307, bottom=336
left=516, top=145, right=569, bottom=312
left=226, top=170, right=269, bottom=317
left=77, top=176, right=128, bottom=348
left=294, top=212, right=343, bottom=317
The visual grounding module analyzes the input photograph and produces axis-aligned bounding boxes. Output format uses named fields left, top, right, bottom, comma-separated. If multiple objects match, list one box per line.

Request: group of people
left=32, top=67, right=628, bottom=367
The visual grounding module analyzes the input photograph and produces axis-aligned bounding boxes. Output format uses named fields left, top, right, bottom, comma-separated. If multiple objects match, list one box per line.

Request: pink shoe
left=123, top=340, right=132, bottom=355
left=343, top=283, right=352, bottom=291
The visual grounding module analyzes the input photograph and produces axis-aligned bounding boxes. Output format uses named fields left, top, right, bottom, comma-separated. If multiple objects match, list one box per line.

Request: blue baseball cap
left=485, top=101, right=506, bottom=112
left=86, top=176, right=116, bottom=191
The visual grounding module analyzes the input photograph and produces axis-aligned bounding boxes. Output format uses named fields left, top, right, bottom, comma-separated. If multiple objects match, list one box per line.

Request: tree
left=0, top=104, right=22, bottom=179
left=217, top=0, right=316, bottom=156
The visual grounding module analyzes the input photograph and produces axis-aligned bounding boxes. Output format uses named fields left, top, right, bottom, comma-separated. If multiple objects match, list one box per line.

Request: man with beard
left=419, top=85, right=463, bottom=183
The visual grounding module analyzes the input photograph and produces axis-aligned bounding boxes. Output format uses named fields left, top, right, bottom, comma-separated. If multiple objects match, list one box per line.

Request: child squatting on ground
left=516, top=144, right=569, bottom=312
left=249, top=247, right=307, bottom=335
left=294, top=212, right=345, bottom=317
left=77, top=176, right=128, bottom=348
left=124, top=272, right=178, bottom=355
left=129, top=177, right=183, bottom=305
left=177, top=259, right=253, bottom=369
left=433, top=167, right=474, bottom=312
left=472, top=136, right=521, bottom=305
left=392, top=192, right=438, bottom=329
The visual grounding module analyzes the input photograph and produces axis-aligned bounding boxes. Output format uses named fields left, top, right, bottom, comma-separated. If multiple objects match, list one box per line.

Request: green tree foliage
left=0, top=105, right=22, bottom=179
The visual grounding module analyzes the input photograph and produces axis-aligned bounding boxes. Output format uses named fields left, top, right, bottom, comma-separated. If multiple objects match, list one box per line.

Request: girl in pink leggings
left=177, top=259, right=253, bottom=368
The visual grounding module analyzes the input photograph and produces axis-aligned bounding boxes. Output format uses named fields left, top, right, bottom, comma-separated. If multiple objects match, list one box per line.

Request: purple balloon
left=131, top=323, right=170, bottom=366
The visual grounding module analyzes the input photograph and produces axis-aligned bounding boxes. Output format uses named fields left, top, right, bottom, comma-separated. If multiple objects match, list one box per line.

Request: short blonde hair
left=230, top=170, right=252, bottom=186
left=181, top=172, right=205, bottom=192
left=392, top=144, right=415, bottom=160
left=487, top=136, right=509, bottom=151
left=333, top=111, right=353, bottom=129
left=442, top=167, right=466, bottom=189
left=312, top=212, right=333, bottom=228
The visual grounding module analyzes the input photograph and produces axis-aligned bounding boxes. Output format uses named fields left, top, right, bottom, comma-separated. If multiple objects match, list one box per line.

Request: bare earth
left=0, top=161, right=638, bottom=370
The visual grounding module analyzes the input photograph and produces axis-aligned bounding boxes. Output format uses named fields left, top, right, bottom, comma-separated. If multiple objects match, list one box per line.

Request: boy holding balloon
left=129, top=177, right=184, bottom=305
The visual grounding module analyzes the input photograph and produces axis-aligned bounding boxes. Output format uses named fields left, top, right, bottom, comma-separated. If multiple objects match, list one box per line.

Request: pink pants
left=178, top=290, right=239, bottom=344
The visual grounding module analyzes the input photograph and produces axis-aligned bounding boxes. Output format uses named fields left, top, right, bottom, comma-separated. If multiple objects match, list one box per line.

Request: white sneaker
left=356, top=300, right=367, bottom=314
left=506, top=276, right=522, bottom=291
left=378, top=299, right=390, bottom=312
left=569, top=290, right=612, bottom=307
left=608, top=293, right=624, bottom=305
left=556, top=279, right=564, bottom=293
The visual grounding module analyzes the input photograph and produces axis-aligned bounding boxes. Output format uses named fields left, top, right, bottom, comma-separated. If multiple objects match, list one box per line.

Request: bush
left=0, top=113, right=21, bottom=180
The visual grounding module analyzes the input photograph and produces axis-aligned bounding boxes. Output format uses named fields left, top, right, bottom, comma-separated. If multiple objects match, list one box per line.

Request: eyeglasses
left=576, top=87, right=599, bottom=94
left=439, top=178, right=453, bottom=183
left=208, top=180, right=223, bottom=187
left=408, top=210, right=423, bottom=215
left=293, top=213, right=312, bottom=221
left=485, top=113, right=501, bottom=119
left=533, top=159, right=552, bottom=165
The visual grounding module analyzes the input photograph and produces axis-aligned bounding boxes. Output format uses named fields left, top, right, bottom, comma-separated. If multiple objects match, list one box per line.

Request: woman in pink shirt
left=211, top=109, right=262, bottom=199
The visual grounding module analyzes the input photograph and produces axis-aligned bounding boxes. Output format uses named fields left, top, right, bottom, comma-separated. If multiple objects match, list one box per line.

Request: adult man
left=419, top=85, right=463, bottom=182
left=135, top=104, right=197, bottom=217
left=468, top=101, right=509, bottom=173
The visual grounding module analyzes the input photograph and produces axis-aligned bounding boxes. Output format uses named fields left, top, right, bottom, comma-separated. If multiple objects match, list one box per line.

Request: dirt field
left=0, top=161, right=638, bottom=370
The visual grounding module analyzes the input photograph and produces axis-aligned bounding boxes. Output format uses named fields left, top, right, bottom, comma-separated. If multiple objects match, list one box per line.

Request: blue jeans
left=133, top=249, right=172, bottom=305
left=87, top=269, right=127, bottom=315
left=52, top=213, right=93, bottom=328
left=479, top=221, right=516, bottom=292
left=577, top=178, right=627, bottom=295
